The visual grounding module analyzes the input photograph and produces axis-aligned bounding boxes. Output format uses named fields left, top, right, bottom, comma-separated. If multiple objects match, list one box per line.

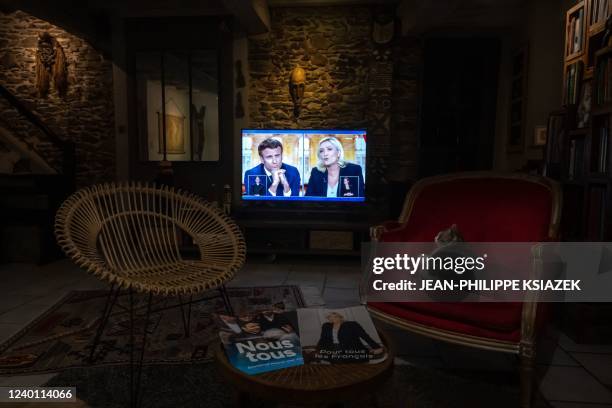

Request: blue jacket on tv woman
left=305, top=162, right=365, bottom=198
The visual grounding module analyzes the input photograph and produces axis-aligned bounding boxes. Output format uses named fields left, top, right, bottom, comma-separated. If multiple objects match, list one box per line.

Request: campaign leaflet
left=217, top=309, right=304, bottom=375
left=297, top=305, right=387, bottom=364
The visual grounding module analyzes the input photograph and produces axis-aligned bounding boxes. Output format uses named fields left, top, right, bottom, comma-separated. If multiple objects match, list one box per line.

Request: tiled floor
left=0, top=255, right=611, bottom=407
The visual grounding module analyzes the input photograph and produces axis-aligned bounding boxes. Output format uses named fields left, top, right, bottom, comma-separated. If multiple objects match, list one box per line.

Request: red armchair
left=367, top=172, right=561, bottom=408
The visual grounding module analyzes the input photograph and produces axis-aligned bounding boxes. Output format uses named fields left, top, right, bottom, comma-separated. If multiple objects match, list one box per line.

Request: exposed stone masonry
left=248, top=6, right=421, bottom=183
left=249, top=7, right=373, bottom=129
left=0, top=10, right=115, bottom=186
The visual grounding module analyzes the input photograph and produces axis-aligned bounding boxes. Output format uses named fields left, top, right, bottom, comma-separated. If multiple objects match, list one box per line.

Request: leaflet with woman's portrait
left=217, top=305, right=387, bottom=375
left=297, top=306, right=387, bottom=364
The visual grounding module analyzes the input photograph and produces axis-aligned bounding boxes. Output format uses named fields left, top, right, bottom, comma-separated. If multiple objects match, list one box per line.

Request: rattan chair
left=54, top=182, right=246, bottom=407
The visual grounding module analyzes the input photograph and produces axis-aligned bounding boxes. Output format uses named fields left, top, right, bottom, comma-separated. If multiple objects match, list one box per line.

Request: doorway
left=419, top=37, right=500, bottom=177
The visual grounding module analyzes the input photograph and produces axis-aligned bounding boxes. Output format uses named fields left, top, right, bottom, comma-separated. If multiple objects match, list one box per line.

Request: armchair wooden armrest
left=370, top=221, right=405, bottom=241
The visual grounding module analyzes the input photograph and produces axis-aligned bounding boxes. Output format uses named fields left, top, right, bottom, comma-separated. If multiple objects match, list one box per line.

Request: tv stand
left=235, top=217, right=374, bottom=256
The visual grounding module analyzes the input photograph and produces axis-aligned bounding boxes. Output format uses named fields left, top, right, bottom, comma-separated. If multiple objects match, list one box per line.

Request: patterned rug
left=0, top=286, right=305, bottom=376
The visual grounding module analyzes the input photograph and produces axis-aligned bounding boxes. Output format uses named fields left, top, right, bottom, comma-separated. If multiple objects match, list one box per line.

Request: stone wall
left=248, top=6, right=421, bottom=188
left=249, top=7, right=373, bottom=129
left=0, top=10, right=115, bottom=186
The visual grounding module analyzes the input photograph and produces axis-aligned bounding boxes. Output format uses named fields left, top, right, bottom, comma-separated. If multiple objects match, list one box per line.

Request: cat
left=434, top=224, right=464, bottom=248
left=431, top=224, right=472, bottom=301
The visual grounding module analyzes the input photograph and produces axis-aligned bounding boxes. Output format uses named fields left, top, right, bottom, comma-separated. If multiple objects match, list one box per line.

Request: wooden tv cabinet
left=235, top=218, right=373, bottom=256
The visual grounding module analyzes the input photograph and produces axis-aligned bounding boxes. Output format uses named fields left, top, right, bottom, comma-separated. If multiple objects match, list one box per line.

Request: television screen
left=241, top=129, right=366, bottom=202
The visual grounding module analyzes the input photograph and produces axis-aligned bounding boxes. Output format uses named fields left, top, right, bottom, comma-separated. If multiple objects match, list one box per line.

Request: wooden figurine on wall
left=372, top=8, right=395, bottom=45
left=289, top=66, right=306, bottom=119
left=191, top=104, right=206, bottom=161
left=35, top=32, right=67, bottom=97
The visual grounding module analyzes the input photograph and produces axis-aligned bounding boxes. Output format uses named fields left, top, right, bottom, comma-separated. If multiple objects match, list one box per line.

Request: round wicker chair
left=54, top=182, right=246, bottom=407
left=55, top=182, right=245, bottom=296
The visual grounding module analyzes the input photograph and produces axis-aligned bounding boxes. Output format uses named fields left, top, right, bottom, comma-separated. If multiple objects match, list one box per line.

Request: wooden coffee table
left=215, top=329, right=395, bottom=406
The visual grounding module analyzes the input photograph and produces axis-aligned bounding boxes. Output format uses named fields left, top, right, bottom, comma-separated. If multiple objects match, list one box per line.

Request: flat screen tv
left=241, top=129, right=366, bottom=202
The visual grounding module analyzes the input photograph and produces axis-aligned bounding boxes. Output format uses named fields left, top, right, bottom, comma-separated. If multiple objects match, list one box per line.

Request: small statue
left=372, top=10, right=395, bottom=45
left=191, top=104, right=206, bottom=160
left=223, top=184, right=232, bottom=215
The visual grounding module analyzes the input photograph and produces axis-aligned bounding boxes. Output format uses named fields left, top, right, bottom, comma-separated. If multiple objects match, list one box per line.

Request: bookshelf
left=545, top=0, right=612, bottom=243
left=565, top=2, right=587, bottom=62
left=549, top=0, right=612, bottom=345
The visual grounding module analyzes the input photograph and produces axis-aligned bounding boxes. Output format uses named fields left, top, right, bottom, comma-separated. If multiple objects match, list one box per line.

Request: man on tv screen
left=243, top=138, right=301, bottom=197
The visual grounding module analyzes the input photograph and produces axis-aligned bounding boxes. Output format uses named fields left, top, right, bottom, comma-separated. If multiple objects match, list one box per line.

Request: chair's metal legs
left=88, top=282, right=119, bottom=364
left=186, top=294, right=193, bottom=334
left=129, top=288, right=135, bottom=408
left=129, top=289, right=153, bottom=408
left=178, top=294, right=193, bottom=338
left=219, top=285, right=234, bottom=315
left=121, top=286, right=230, bottom=407
left=135, top=292, right=153, bottom=408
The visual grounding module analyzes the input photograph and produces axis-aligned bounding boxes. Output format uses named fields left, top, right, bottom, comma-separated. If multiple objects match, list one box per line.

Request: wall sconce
left=289, top=66, right=305, bottom=119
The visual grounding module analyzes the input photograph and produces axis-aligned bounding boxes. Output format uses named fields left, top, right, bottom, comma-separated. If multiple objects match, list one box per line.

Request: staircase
left=0, top=174, right=72, bottom=263
left=0, top=84, right=75, bottom=263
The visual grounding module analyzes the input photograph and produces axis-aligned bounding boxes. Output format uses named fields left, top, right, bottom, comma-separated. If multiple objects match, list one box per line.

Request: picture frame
left=533, top=125, right=547, bottom=147
left=157, top=112, right=185, bottom=154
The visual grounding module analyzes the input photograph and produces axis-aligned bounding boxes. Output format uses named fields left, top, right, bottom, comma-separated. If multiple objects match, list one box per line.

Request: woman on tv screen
left=305, top=136, right=365, bottom=198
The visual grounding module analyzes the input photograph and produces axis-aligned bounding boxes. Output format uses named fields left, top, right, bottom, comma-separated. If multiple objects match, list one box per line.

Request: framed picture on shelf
left=588, top=0, right=609, bottom=30
left=565, top=2, right=585, bottom=60
left=576, top=80, right=592, bottom=128
left=533, top=125, right=547, bottom=147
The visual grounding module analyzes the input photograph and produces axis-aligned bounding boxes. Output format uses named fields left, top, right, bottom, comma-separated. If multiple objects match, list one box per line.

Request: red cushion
left=371, top=175, right=555, bottom=344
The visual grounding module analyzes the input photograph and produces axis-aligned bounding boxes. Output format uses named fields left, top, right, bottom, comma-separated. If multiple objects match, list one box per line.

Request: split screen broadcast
left=241, top=129, right=367, bottom=202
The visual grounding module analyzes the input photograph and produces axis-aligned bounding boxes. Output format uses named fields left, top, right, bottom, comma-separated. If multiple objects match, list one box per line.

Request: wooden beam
left=268, top=0, right=397, bottom=5
left=222, top=0, right=270, bottom=34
